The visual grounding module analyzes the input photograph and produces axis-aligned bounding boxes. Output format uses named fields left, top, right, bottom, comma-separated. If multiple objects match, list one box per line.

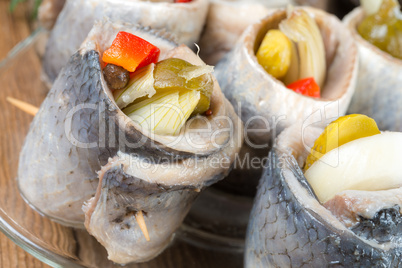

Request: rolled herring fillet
left=344, top=7, right=402, bottom=131
left=18, top=20, right=243, bottom=231
left=245, top=124, right=402, bottom=267
left=212, top=7, right=358, bottom=193
left=215, top=7, right=358, bottom=146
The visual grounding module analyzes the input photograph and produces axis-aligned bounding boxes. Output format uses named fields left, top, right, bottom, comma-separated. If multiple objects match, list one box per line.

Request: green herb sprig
left=10, top=0, right=42, bottom=18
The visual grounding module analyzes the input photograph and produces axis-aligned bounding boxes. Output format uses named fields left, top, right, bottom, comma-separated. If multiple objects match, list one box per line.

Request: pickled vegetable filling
left=256, top=8, right=326, bottom=98
left=304, top=114, right=402, bottom=236
left=303, top=114, right=402, bottom=205
left=304, top=114, right=381, bottom=171
left=103, top=31, right=213, bottom=135
left=358, top=0, right=402, bottom=59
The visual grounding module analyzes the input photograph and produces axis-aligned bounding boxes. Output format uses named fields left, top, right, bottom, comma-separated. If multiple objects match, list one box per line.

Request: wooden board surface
left=0, top=1, right=50, bottom=267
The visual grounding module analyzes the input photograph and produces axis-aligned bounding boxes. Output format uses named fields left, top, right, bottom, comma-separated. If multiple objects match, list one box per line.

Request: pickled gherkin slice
left=304, top=114, right=381, bottom=171
left=358, top=0, right=402, bottom=59
left=153, top=58, right=214, bottom=115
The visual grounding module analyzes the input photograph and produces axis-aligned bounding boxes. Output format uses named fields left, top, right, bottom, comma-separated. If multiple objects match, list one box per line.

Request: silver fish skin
left=18, top=49, right=104, bottom=226
left=245, top=125, right=402, bottom=267
left=344, top=8, right=402, bottom=132
left=43, top=0, right=209, bottom=83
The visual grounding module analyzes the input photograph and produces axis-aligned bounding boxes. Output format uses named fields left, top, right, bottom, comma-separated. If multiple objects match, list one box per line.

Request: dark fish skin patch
left=352, top=206, right=402, bottom=244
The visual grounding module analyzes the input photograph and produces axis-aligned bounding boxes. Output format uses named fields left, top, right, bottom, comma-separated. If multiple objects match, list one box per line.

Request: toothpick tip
left=7, top=97, right=39, bottom=116
left=135, top=211, right=150, bottom=241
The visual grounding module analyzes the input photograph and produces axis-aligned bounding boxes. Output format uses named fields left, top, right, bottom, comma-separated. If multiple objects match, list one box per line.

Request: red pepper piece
left=286, top=77, right=321, bottom=98
left=175, top=0, right=192, bottom=2
left=102, top=31, right=160, bottom=72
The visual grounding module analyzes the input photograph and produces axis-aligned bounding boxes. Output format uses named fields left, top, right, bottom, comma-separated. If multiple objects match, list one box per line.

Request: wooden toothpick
left=135, top=210, right=150, bottom=241
left=7, top=97, right=38, bottom=116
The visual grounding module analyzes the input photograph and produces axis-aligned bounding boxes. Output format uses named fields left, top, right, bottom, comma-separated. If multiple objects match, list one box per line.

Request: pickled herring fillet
left=344, top=8, right=402, bottom=132
left=246, top=125, right=402, bottom=267
left=84, top=107, right=243, bottom=263
left=215, top=7, right=358, bottom=147
left=210, top=7, right=358, bottom=196
left=18, top=20, right=243, bottom=229
left=17, top=21, right=177, bottom=226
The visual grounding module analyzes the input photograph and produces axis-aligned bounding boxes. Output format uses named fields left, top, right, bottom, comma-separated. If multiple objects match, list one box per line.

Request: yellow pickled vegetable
left=304, top=114, right=381, bottom=170
left=358, top=0, right=402, bottom=59
left=256, top=30, right=292, bottom=79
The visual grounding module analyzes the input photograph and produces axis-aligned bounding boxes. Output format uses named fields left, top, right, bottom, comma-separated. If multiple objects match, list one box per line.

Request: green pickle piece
left=358, top=0, right=402, bottom=59
left=154, top=58, right=213, bottom=115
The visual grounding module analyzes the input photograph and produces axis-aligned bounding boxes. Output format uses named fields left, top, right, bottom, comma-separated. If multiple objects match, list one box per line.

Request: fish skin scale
left=18, top=50, right=105, bottom=225
left=245, top=151, right=402, bottom=268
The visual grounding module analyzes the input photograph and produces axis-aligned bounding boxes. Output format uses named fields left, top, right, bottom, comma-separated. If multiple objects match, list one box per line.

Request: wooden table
left=0, top=1, right=243, bottom=267
left=0, top=1, right=50, bottom=267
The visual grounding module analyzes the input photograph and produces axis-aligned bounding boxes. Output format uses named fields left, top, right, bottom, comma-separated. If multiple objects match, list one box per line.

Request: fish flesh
left=245, top=124, right=402, bottom=267
left=18, top=19, right=242, bottom=231
left=42, top=0, right=209, bottom=83
left=344, top=8, right=402, bottom=131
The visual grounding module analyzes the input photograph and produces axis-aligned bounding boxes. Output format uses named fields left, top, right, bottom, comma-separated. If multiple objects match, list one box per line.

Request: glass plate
left=0, top=30, right=245, bottom=267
